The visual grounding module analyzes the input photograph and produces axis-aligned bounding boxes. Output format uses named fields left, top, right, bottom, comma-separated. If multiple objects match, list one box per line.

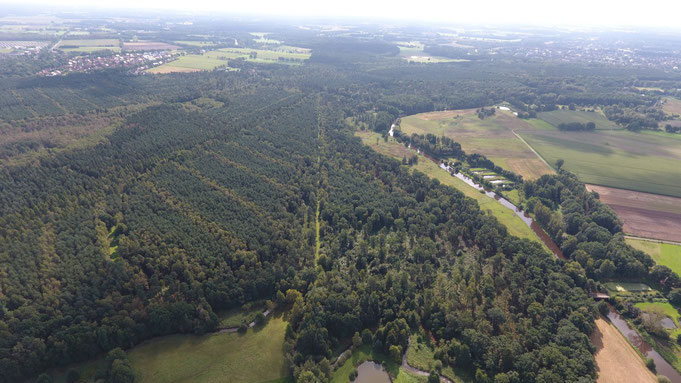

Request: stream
left=433, top=160, right=564, bottom=260
left=607, top=306, right=681, bottom=382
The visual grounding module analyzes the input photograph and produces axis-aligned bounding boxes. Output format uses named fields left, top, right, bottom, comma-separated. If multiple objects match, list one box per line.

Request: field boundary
left=511, top=129, right=553, bottom=170
left=624, top=235, right=681, bottom=247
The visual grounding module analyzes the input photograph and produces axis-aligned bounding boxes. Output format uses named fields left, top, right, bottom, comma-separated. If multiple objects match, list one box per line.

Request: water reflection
left=352, top=361, right=391, bottom=383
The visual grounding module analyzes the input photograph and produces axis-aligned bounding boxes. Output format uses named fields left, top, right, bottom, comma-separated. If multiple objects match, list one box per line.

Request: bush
left=597, top=301, right=610, bottom=317
left=349, top=369, right=358, bottom=381
left=66, top=368, right=80, bottom=383
left=659, top=376, right=672, bottom=383
left=646, top=357, right=656, bottom=371
left=36, top=373, right=52, bottom=383
left=238, top=322, right=248, bottom=333
left=361, top=329, right=373, bottom=345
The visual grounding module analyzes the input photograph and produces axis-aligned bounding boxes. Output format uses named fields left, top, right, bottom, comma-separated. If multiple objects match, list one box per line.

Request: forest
left=2, top=21, right=681, bottom=383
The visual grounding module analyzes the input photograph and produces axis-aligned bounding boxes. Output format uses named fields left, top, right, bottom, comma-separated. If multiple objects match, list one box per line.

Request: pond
left=353, top=361, right=391, bottom=383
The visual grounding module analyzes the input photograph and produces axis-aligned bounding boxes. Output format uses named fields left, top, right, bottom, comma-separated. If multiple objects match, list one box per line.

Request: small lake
left=353, top=361, right=391, bottom=383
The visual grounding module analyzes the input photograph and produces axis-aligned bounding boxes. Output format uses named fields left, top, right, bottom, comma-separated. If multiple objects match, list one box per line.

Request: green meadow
left=128, top=315, right=290, bottom=383
left=626, top=238, right=681, bottom=276
left=517, top=128, right=681, bottom=197
left=536, top=110, right=620, bottom=130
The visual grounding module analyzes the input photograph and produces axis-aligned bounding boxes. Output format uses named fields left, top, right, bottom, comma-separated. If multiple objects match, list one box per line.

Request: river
left=607, top=306, right=681, bottom=382
left=431, top=161, right=564, bottom=260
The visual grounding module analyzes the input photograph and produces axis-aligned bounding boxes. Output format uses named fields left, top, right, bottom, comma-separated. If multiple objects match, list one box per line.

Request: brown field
left=402, top=109, right=554, bottom=180
left=662, top=97, right=681, bottom=116
left=586, top=184, right=681, bottom=242
left=416, top=109, right=477, bottom=120
left=147, top=66, right=200, bottom=74
left=123, top=42, right=180, bottom=51
left=591, top=317, right=656, bottom=383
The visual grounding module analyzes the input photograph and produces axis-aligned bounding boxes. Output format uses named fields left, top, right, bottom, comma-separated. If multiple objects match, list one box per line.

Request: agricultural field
left=587, top=185, right=681, bottom=242
left=147, top=54, right=226, bottom=73
left=517, top=128, right=681, bottom=198
left=626, top=238, right=681, bottom=276
left=56, top=38, right=119, bottom=50
left=149, top=47, right=310, bottom=73
left=123, top=41, right=181, bottom=51
left=251, top=32, right=282, bottom=45
left=173, top=40, right=218, bottom=47
left=128, top=315, right=290, bottom=383
left=355, top=130, right=540, bottom=242
left=536, top=110, right=620, bottom=130
left=590, top=318, right=657, bottom=383
left=400, top=109, right=554, bottom=180
left=396, top=41, right=467, bottom=63
left=662, top=97, right=681, bottom=116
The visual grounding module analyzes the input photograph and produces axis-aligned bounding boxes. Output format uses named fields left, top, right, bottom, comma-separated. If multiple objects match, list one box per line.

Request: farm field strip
left=591, top=317, right=657, bottom=383
left=400, top=109, right=554, bottom=180
left=586, top=184, right=681, bottom=242
left=518, top=129, right=681, bottom=198
left=537, top=110, right=620, bottom=130
left=626, top=237, right=681, bottom=276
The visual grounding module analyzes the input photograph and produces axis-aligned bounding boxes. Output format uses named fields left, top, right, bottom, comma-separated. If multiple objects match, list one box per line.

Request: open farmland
left=147, top=54, right=226, bottom=73
left=396, top=41, right=468, bottom=63
left=149, top=47, right=310, bottom=73
left=355, top=130, right=540, bottom=242
left=662, top=97, right=681, bottom=116
left=123, top=41, right=180, bottom=50
left=537, top=110, right=620, bottom=130
left=586, top=184, right=681, bottom=242
left=517, top=128, right=681, bottom=197
left=400, top=109, right=554, bottom=180
left=627, top=237, right=681, bottom=276
left=128, top=316, right=289, bottom=383
left=57, top=38, right=120, bottom=53
left=591, top=318, right=656, bottom=383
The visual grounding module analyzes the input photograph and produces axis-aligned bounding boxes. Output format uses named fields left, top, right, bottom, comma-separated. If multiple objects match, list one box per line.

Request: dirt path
left=591, top=317, right=657, bottom=383
left=511, top=129, right=553, bottom=170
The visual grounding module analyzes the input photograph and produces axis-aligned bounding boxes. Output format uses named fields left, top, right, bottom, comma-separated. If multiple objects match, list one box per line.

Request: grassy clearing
left=128, top=315, right=289, bottom=383
left=331, top=345, right=425, bottom=383
left=174, top=40, right=217, bottom=46
left=518, top=128, right=681, bottom=198
left=626, top=238, right=681, bottom=276
left=406, top=335, right=471, bottom=383
left=662, top=97, right=681, bottom=116
left=536, top=110, right=620, bottom=130
left=400, top=110, right=554, bottom=180
left=355, top=130, right=539, bottom=242
left=218, top=301, right=266, bottom=328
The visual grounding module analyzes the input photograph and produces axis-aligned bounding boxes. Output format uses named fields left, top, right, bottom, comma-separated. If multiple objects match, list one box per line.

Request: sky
left=5, top=0, right=681, bottom=30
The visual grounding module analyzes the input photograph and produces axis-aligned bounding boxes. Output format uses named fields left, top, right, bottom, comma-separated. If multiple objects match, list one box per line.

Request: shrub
left=646, top=357, right=656, bottom=371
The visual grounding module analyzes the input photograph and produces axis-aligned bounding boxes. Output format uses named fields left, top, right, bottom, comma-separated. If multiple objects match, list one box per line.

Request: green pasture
left=626, top=238, right=681, bottom=276
left=517, top=128, right=681, bottom=197
left=536, top=110, right=620, bottom=130
left=128, top=315, right=289, bottom=383
left=218, top=301, right=267, bottom=328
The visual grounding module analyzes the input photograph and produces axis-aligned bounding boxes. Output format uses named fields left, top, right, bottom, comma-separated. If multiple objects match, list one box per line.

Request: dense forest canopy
left=1, top=15, right=681, bottom=383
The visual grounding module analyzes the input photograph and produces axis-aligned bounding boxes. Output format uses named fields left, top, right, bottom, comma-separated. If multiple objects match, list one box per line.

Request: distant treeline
left=557, top=122, right=596, bottom=131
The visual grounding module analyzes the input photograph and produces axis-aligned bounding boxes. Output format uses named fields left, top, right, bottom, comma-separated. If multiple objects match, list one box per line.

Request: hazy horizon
left=2, top=0, right=681, bottom=31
